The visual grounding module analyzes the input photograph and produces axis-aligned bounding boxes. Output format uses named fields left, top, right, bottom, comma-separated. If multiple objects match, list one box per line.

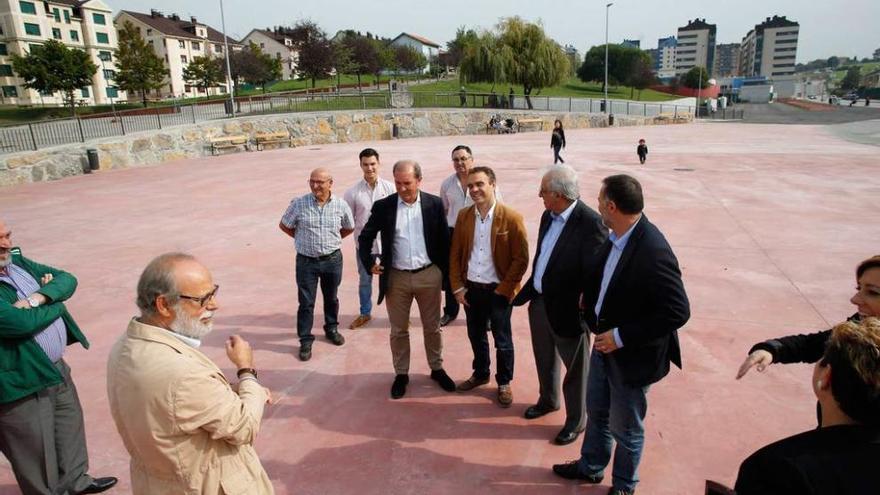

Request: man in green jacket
left=0, top=220, right=117, bottom=495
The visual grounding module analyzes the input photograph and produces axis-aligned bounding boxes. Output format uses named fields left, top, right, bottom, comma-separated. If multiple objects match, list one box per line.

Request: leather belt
left=299, top=249, right=340, bottom=261
left=466, top=280, right=498, bottom=291
left=398, top=263, right=433, bottom=273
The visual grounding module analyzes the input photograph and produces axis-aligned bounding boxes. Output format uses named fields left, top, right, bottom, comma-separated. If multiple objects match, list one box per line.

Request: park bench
left=516, top=118, right=544, bottom=132
left=209, top=135, right=249, bottom=155
left=253, top=131, right=294, bottom=151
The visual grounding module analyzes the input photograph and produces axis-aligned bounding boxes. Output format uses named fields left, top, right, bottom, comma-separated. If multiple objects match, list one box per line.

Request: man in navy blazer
left=358, top=160, right=457, bottom=399
left=552, top=174, right=690, bottom=495
left=512, top=165, right=608, bottom=445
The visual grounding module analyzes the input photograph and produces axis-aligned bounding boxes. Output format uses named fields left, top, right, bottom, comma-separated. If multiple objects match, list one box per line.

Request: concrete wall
left=0, top=108, right=692, bottom=187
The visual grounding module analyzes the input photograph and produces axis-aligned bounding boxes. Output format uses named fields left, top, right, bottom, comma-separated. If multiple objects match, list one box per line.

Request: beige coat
left=107, top=319, right=274, bottom=495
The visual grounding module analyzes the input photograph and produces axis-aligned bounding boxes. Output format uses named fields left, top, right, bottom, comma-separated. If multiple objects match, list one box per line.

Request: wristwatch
left=27, top=295, right=40, bottom=308
left=237, top=367, right=258, bottom=379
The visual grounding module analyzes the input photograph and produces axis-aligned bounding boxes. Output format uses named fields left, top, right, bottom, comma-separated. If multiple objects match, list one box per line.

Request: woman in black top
left=737, top=255, right=880, bottom=378
left=550, top=120, right=566, bottom=164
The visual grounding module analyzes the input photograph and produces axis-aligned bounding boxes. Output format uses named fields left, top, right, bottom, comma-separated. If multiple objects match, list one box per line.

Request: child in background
left=637, top=139, right=648, bottom=164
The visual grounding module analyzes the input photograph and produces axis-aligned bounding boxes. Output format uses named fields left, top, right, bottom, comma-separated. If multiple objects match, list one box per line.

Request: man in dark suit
left=552, top=174, right=690, bottom=495
left=512, top=165, right=608, bottom=445
left=358, top=160, right=457, bottom=399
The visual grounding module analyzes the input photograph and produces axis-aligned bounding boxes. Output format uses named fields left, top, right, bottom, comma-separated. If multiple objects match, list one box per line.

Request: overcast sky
left=113, top=0, right=879, bottom=62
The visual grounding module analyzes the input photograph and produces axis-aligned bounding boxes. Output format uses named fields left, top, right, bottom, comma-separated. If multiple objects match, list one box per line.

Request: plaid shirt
left=281, top=193, right=354, bottom=258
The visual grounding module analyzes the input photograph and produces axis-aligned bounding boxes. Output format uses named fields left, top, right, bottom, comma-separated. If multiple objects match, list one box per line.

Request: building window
left=24, top=23, right=41, bottom=36
left=52, top=28, right=62, bottom=40
left=64, top=10, right=70, bottom=23
left=184, top=84, right=191, bottom=92
left=2, top=86, right=18, bottom=97
left=192, top=41, right=200, bottom=51
left=70, top=30, right=79, bottom=41
left=106, top=86, right=118, bottom=97
left=0, top=44, right=7, bottom=56
left=0, top=65, right=13, bottom=76
left=92, top=13, right=106, bottom=25
left=96, top=32, right=109, bottom=44
left=259, top=42, right=264, bottom=49
left=180, top=55, right=187, bottom=64
left=179, top=40, right=186, bottom=49
left=146, top=28, right=152, bottom=35
left=214, top=44, right=222, bottom=53
left=28, top=43, right=41, bottom=52
left=103, top=69, right=114, bottom=79
left=53, top=8, right=60, bottom=22
left=98, top=50, right=111, bottom=61
left=81, top=87, right=89, bottom=97
left=148, top=40, right=154, bottom=46
left=19, top=1, right=36, bottom=14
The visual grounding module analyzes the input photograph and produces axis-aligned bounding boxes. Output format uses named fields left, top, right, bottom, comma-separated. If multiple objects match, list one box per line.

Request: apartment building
left=739, top=15, right=799, bottom=77
left=714, top=43, right=740, bottom=78
left=621, top=39, right=640, bottom=49
left=656, top=36, right=677, bottom=80
left=114, top=9, right=242, bottom=99
left=242, top=27, right=298, bottom=80
left=0, top=0, right=124, bottom=106
left=675, top=18, right=716, bottom=77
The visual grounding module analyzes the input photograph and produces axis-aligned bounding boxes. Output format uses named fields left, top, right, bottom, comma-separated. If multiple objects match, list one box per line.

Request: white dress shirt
left=467, top=202, right=500, bottom=284
left=440, top=173, right=503, bottom=227
left=392, top=193, right=431, bottom=270
left=344, top=177, right=395, bottom=254
left=532, top=200, right=577, bottom=294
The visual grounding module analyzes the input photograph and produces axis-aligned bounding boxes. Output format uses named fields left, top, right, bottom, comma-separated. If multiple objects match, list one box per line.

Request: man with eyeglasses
left=107, top=253, right=274, bottom=494
left=280, top=168, right=355, bottom=361
left=439, top=145, right=502, bottom=327
left=0, top=219, right=118, bottom=495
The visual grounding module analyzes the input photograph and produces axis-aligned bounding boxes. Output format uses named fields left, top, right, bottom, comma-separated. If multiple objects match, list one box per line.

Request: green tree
left=332, top=40, right=355, bottom=89
left=344, top=35, right=380, bottom=89
left=577, top=44, right=647, bottom=93
left=627, top=56, right=656, bottom=99
left=682, top=66, right=709, bottom=89
left=10, top=39, right=97, bottom=116
left=840, top=66, right=861, bottom=91
left=290, top=20, right=334, bottom=88
left=115, top=21, right=168, bottom=107
left=238, top=42, right=282, bottom=92
left=394, top=45, right=427, bottom=75
left=445, top=26, right=479, bottom=68
left=183, top=55, right=224, bottom=98
left=459, top=17, right=569, bottom=109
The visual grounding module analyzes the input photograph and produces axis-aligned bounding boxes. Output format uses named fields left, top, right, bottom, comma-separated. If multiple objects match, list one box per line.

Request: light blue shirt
left=533, top=201, right=577, bottom=294
left=594, top=215, right=642, bottom=348
left=0, top=264, right=67, bottom=363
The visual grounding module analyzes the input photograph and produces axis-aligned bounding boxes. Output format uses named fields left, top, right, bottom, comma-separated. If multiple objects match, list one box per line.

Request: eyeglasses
left=178, top=284, right=219, bottom=308
left=308, top=179, right=331, bottom=185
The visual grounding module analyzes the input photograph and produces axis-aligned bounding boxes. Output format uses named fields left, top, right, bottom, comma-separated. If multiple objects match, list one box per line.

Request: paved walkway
left=1, top=120, right=878, bottom=494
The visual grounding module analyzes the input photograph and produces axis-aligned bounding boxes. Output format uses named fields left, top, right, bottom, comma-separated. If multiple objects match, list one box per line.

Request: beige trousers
left=386, top=265, right=443, bottom=374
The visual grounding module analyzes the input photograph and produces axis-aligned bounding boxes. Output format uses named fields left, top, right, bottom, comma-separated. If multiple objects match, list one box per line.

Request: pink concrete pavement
left=1, top=120, right=878, bottom=494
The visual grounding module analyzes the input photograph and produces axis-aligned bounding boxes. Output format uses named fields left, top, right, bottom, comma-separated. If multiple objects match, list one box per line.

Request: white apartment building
left=656, top=36, right=677, bottom=80
left=114, top=9, right=242, bottom=99
left=675, top=18, right=716, bottom=77
left=390, top=32, right=439, bottom=73
left=0, top=0, right=124, bottom=106
left=739, top=16, right=799, bottom=78
left=241, top=28, right=298, bottom=80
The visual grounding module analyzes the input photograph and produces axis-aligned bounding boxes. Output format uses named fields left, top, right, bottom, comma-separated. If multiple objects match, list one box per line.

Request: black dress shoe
left=391, top=374, right=409, bottom=399
left=326, top=331, right=345, bottom=346
left=439, top=314, right=455, bottom=327
left=554, top=427, right=584, bottom=445
left=299, top=342, right=312, bottom=361
left=552, top=460, right=603, bottom=483
left=430, top=369, right=456, bottom=392
left=523, top=404, right=559, bottom=420
left=77, top=477, right=118, bottom=494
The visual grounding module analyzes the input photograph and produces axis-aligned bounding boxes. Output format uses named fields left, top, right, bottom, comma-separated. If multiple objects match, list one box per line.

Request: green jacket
left=0, top=248, right=89, bottom=403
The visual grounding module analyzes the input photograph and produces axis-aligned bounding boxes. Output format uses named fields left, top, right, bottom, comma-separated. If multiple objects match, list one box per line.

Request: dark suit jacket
left=512, top=200, right=608, bottom=338
left=584, top=215, right=690, bottom=387
left=735, top=424, right=880, bottom=495
left=358, top=192, right=450, bottom=305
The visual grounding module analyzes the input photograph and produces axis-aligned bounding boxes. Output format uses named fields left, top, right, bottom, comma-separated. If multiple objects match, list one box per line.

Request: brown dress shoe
left=497, top=384, right=513, bottom=408
left=456, top=374, right=490, bottom=391
left=349, top=314, right=371, bottom=329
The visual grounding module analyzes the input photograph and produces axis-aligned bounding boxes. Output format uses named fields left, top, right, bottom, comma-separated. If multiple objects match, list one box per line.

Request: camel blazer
left=449, top=202, right=529, bottom=301
left=107, top=319, right=273, bottom=495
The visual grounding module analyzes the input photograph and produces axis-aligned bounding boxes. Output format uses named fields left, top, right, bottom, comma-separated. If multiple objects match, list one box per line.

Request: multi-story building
left=621, top=39, right=640, bottom=49
left=114, top=9, right=242, bottom=99
left=739, top=15, right=799, bottom=78
left=714, top=43, right=740, bottom=78
left=242, top=27, right=298, bottom=80
left=0, top=0, right=124, bottom=106
left=675, top=18, right=716, bottom=77
left=656, top=36, right=677, bottom=80
left=390, top=32, right=440, bottom=73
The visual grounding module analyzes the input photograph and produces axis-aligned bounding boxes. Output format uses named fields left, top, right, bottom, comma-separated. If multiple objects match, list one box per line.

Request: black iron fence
left=0, top=91, right=714, bottom=155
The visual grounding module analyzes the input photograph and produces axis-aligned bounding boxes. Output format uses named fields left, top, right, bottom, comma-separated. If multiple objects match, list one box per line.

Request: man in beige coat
left=107, top=253, right=274, bottom=495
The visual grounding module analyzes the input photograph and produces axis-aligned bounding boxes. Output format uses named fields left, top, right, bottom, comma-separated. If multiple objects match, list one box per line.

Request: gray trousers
left=528, top=297, right=589, bottom=431
left=0, top=359, right=92, bottom=495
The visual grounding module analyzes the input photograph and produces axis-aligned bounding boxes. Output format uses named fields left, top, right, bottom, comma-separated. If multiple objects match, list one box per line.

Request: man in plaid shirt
left=280, top=168, right=354, bottom=361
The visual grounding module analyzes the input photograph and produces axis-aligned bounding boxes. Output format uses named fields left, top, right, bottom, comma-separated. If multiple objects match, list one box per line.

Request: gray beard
left=0, top=256, right=11, bottom=268
left=170, top=304, right=213, bottom=340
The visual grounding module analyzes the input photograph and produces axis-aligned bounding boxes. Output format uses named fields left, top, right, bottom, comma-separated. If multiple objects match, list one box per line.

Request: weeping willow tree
left=459, top=17, right=569, bottom=109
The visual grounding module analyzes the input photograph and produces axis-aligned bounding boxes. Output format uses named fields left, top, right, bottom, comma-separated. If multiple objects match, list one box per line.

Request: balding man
left=358, top=160, right=457, bottom=399
left=280, top=168, right=355, bottom=361
left=0, top=219, right=117, bottom=495
left=107, top=253, right=274, bottom=494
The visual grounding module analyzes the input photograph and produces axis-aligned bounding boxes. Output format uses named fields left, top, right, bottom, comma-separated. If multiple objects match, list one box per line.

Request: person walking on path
left=551, top=120, right=566, bottom=164
left=636, top=139, right=648, bottom=165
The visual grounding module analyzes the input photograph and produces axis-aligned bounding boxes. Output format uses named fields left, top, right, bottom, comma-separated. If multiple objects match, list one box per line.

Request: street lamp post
left=219, top=0, right=235, bottom=117
left=604, top=2, right=613, bottom=115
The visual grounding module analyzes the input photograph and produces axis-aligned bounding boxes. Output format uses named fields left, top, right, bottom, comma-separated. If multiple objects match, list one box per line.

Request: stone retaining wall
left=0, top=109, right=691, bottom=187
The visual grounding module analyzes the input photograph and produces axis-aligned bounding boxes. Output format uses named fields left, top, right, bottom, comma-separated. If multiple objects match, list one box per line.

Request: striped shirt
left=0, top=264, right=67, bottom=363
left=281, top=193, right=354, bottom=258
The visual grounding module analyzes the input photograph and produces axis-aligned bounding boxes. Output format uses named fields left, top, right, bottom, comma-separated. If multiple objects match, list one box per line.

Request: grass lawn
left=0, top=103, right=147, bottom=125
left=410, top=78, right=678, bottom=102
left=240, top=73, right=436, bottom=96
left=830, top=62, right=880, bottom=83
